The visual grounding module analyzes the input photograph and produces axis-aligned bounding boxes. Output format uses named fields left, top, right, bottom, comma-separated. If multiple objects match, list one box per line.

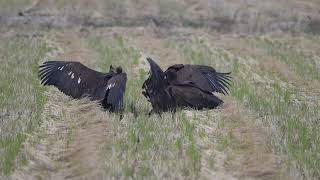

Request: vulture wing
left=166, top=64, right=232, bottom=95
left=166, top=64, right=184, bottom=71
left=104, top=73, right=127, bottom=112
left=38, top=61, right=113, bottom=99
left=195, top=65, right=231, bottom=95
left=143, top=57, right=167, bottom=95
left=169, top=83, right=223, bottom=109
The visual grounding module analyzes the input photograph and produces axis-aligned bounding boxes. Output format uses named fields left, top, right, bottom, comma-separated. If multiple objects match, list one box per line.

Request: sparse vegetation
left=157, top=0, right=184, bottom=19
left=0, top=0, right=32, bottom=15
left=172, top=37, right=320, bottom=178
left=256, top=37, right=320, bottom=81
left=0, top=36, right=49, bottom=175
left=88, top=35, right=204, bottom=178
left=88, top=34, right=143, bottom=111
left=104, top=0, right=127, bottom=19
left=0, top=0, right=319, bottom=179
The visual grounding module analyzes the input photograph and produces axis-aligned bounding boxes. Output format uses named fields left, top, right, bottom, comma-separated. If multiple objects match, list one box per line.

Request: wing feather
left=205, top=74, right=221, bottom=92
left=170, top=85, right=223, bottom=109
left=38, top=60, right=107, bottom=99
left=144, top=58, right=166, bottom=95
left=199, top=68, right=232, bottom=95
left=105, top=73, right=127, bottom=112
left=165, top=64, right=232, bottom=95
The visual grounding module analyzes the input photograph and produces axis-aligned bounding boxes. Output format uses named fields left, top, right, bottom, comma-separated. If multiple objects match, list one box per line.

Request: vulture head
left=116, top=66, right=123, bottom=74
left=109, top=65, right=123, bottom=74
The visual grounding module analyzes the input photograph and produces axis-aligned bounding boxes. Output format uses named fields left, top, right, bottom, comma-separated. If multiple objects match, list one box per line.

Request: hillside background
left=0, top=0, right=319, bottom=179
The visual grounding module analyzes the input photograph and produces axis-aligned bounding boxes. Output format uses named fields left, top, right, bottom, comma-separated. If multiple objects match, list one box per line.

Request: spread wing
left=197, top=65, right=231, bottom=95
left=105, top=73, right=127, bottom=112
left=143, top=57, right=166, bottom=96
left=38, top=61, right=111, bottom=99
left=169, top=65, right=232, bottom=95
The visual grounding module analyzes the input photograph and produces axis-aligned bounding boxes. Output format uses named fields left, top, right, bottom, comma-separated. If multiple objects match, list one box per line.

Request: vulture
left=164, top=64, right=231, bottom=95
left=142, top=58, right=231, bottom=113
left=39, top=61, right=127, bottom=112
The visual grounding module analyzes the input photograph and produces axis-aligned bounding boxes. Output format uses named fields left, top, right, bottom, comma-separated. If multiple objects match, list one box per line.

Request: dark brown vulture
left=142, top=58, right=229, bottom=113
left=164, top=64, right=231, bottom=95
left=39, top=61, right=127, bottom=112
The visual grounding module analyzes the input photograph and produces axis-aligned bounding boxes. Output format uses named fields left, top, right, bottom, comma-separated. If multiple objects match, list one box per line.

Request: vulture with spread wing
left=39, top=61, right=127, bottom=112
left=142, top=58, right=230, bottom=113
left=164, top=64, right=231, bottom=95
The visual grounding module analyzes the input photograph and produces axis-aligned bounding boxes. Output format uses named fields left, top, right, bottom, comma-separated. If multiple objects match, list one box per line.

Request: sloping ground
left=0, top=0, right=319, bottom=179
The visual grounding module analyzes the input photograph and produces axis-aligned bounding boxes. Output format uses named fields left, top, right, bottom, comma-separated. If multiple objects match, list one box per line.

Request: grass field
left=88, top=35, right=207, bottom=178
left=0, top=0, right=319, bottom=179
left=173, top=36, right=320, bottom=177
left=0, top=36, right=49, bottom=175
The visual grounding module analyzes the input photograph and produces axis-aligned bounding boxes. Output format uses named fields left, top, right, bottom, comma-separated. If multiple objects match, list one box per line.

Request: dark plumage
left=142, top=58, right=227, bottom=113
left=39, top=61, right=127, bottom=112
left=164, top=64, right=231, bottom=95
